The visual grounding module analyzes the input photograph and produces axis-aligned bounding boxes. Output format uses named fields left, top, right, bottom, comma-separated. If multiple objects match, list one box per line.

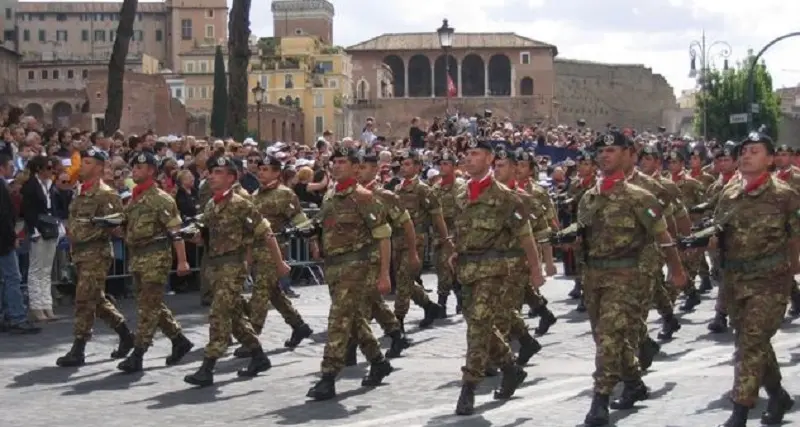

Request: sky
left=40, top=0, right=800, bottom=98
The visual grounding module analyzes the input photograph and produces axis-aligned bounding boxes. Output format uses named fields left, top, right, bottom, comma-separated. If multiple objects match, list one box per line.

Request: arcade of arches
left=380, top=53, right=534, bottom=98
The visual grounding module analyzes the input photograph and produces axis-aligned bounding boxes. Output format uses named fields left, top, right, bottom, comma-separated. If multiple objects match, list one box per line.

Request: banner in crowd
left=533, top=145, right=582, bottom=164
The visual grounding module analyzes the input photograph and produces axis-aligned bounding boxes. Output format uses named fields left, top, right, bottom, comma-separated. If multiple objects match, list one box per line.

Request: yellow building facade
left=248, top=35, right=352, bottom=144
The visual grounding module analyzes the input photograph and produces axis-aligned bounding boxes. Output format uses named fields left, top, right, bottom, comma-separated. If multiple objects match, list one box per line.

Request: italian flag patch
left=646, top=208, right=657, bottom=218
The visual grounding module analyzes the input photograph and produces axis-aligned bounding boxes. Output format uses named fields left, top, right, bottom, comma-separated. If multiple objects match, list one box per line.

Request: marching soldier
left=116, top=151, right=194, bottom=373
left=306, top=147, right=394, bottom=401
left=688, top=142, right=717, bottom=189
left=394, top=151, right=448, bottom=328
left=232, top=154, right=314, bottom=359
left=579, top=132, right=686, bottom=426
left=565, top=150, right=598, bottom=312
left=184, top=156, right=288, bottom=387
left=451, top=139, right=543, bottom=416
left=431, top=151, right=466, bottom=315
left=773, top=144, right=800, bottom=316
left=706, top=132, right=797, bottom=427
left=57, top=149, right=135, bottom=367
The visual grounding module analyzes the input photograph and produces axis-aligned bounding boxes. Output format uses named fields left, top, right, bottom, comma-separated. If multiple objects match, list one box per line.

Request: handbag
left=36, top=213, right=60, bottom=240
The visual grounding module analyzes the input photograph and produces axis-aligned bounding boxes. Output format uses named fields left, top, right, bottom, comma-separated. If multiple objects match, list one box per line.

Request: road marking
left=336, top=336, right=799, bottom=427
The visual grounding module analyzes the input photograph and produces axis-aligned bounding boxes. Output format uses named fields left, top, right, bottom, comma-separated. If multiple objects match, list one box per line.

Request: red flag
left=447, top=74, right=457, bottom=97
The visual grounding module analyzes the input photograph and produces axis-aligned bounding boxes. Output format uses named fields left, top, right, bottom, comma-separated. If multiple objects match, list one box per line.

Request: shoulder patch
left=513, top=211, right=523, bottom=220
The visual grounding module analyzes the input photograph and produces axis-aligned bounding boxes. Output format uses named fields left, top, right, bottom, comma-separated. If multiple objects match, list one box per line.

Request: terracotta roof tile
left=346, top=32, right=557, bottom=55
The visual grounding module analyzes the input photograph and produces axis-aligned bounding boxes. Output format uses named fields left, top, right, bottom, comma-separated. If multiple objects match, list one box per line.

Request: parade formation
left=21, top=129, right=800, bottom=427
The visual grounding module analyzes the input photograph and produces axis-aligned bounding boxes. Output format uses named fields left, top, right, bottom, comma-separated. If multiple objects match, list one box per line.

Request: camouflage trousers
left=199, top=255, right=212, bottom=304
left=73, top=257, right=126, bottom=341
left=435, top=242, right=455, bottom=297
left=250, top=252, right=303, bottom=334
left=321, top=260, right=383, bottom=375
left=583, top=267, right=650, bottom=395
left=204, top=262, right=260, bottom=359
left=498, top=265, right=532, bottom=341
left=370, top=284, right=402, bottom=336
left=728, top=287, right=788, bottom=405
left=392, top=244, right=431, bottom=318
left=461, top=276, right=516, bottom=384
left=651, top=270, right=676, bottom=317
left=129, top=253, right=182, bottom=348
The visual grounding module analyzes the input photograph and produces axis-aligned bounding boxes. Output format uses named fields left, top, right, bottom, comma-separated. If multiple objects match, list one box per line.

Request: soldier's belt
left=71, top=239, right=109, bottom=251
left=457, top=248, right=524, bottom=264
left=586, top=257, right=638, bottom=270
left=325, top=244, right=375, bottom=265
left=414, top=223, right=429, bottom=234
left=128, top=239, right=170, bottom=257
left=205, top=251, right=246, bottom=267
left=723, top=252, right=786, bottom=274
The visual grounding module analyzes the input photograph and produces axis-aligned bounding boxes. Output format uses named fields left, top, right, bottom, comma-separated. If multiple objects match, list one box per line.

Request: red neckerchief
left=506, top=179, right=517, bottom=189
left=777, top=168, right=792, bottom=182
left=260, top=180, right=280, bottom=191
left=599, top=171, right=625, bottom=194
left=743, top=172, right=770, bottom=194
left=467, top=173, right=493, bottom=201
left=439, top=174, right=454, bottom=187
left=80, top=179, right=97, bottom=194
left=212, top=188, right=231, bottom=204
left=721, top=171, right=734, bottom=185
left=402, top=177, right=416, bottom=188
left=132, top=178, right=155, bottom=201
left=580, top=175, right=594, bottom=188
left=671, top=171, right=683, bottom=182
left=335, top=177, right=357, bottom=193
left=363, top=180, right=377, bottom=191
left=689, top=168, right=703, bottom=179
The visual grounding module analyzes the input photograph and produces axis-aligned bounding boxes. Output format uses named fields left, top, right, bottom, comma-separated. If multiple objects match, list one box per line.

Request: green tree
left=103, top=0, right=138, bottom=134
left=226, top=0, right=252, bottom=141
left=210, top=45, right=228, bottom=138
left=694, top=58, right=780, bottom=142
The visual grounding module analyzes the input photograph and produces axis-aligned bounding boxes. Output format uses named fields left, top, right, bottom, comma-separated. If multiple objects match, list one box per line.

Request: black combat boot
left=453, top=289, right=463, bottom=315
left=56, top=339, right=87, bottom=367
left=184, top=357, right=217, bottom=387
left=708, top=312, right=728, bottom=333
left=718, top=403, right=749, bottom=427
left=110, top=323, right=135, bottom=359
left=307, top=373, right=337, bottom=401
left=576, top=297, right=587, bottom=313
left=117, top=346, right=146, bottom=373
left=165, top=334, right=194, bottom=366
left=233, top=345, right=252, bottom=358
left=361, top=357, right=393, bottom=386
left=657, top=312, right=681, bottom=340
left=437, top=294, right=449, bottom=319
left=237, top=346, right=272, bottom=377
left=610, top=379, right=649, bottom=409
left=494, top=364, right=527, bottom=400
left=345, top=342, right=358, bottom=366
left=698, top=275, right=713, bottom=294
left=761, top=385, right=794, bottom=425
left=788, top=285, right=800, bottom=317
left=534, top=306, right=558, bottom=336
left=384, top=329, right=410, bottom=359
left=419, top=302, right=443, bottom=328
left=484, top=366, right=499, bottom=377
left=284, top=323, right=313, bottom=348
left=396, top=316, right=405, bottom=334
left=679, top=287, right=701, bottom=312
left=455, top=382, right=477, bottom=415
left=584, top=393, right=610, bottom=427
left=638, top=336, right=661, bottom=371
left=516, top=333, right=542, bottom=366
left=568, top=279, right=582, bottom=299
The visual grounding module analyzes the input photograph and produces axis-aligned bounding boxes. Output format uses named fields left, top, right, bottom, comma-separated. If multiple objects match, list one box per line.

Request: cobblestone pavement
left=2, top=268, right=800, bottom=427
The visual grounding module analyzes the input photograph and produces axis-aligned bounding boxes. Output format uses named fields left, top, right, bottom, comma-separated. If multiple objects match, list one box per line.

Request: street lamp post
left=252, top=81, right=266, bottom=142
left=688, top=30, right=731, bottom=141
left=746, top=31, right=800, bottom=129
left=436, top=19, right=454, bottom=114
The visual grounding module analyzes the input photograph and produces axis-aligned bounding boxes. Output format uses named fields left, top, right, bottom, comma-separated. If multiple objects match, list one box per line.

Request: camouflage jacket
left=394, top=177, right=442, bottom=249
left=577, top=179, right=667, bottom=262
left=202, top=188, right=270, bottom=259
left=670, top=172, right=705, bottom=217
left=252, top=182, right=308, bottom=245
left=317, top=183, right=392, bottom=258
left=687, top=169, right=716, bottom=191
left=123, top=184, right=182, bottom=262
left=364, top=180, right=412, bottom=238
left=654, top=172, right=689, bottom=220
left=521, top=178, right=558, bottom=228
left=628, top=170, right=674, bottom=217
left=453, top=177, right=532, bottom=284
left=198, top=179, right=212, bottom=206
left=67, top=180, right=123, bottom=263
left=566, top=175, right=597, bottom=218
left=510, top=182, right=551, bottom=242
left=714, top=176, right=800, bottom=289
left=432, top=176, right=466, bottom=233
left=774, top=166, right=800, bottom=192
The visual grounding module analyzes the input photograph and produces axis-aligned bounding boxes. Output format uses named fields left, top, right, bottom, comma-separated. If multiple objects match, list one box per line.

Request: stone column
left=510, top=66, right=516, bottom=97
left=484, top=61, right=490, bottom=96
left=404, top=58, right=409, bottom=97
left=431, top=61, right=436, bottom=98
left=456, top=61, right=462, bottom=97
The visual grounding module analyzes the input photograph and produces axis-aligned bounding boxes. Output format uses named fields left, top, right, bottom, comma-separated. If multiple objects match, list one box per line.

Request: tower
left=271, top=0, right=334, bottom=45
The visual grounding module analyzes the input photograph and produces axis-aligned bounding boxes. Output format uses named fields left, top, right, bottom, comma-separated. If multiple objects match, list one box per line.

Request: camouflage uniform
left=520, top=178, right=556, bottom=313
left=393, top=175, right=440, bottom=323
left=774, top=151, right=800, bottom=316
left=56, top=152, right=133, bottom=368
left=249, top=179, right=312, bottom=346
left=566, top=166, right=597, bottom=309
left=306, top=150, right=393, bottom=400
left=713, top=136, right=797, bottom=426
left=117, top=159, right=193, bottom=372
left=431, top=168, right=466, bottom=309
left=198, top=178, right=213, bottom=304
left=669, top=165, right=708, bottom=293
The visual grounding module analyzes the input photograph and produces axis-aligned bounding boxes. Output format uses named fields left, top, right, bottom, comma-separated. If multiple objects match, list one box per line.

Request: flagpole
left=445, top=46, right=450, bottom=115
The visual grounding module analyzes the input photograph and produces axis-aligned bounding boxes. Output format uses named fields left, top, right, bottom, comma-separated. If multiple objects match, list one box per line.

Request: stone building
left=0, top=43, right=19, bottom=101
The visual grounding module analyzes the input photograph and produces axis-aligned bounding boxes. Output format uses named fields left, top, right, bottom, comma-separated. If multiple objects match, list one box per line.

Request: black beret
left=593, top=131, right=631, bottom=149
left=739, top=131, right=774, bottom=154
left=574, top=149, right=595, bottom=163
left=494, top=148, right=515, bottom=162
left=399, top=150, right=421, bottom=162
left=639, top=144, right=661, bottom=159
left=262, top=155, right=283, bottom=168
left=714, top=141, right=737, bottom=159
left=435, top=150, right=458, bottom=164
left=80, top=148, right=108, bottom=162
left=514, top=148, right=536, bottom=164
left=330, top=146, right=359, bottom=161
left=129, top=151, right=157, bottom=167
left=667, top=150, right=686, bottom=161
left=465, top=138, right=493, bottom=151
left=358, top=149, right=379, bottom=163
left=776, top=144, right=794, bottom=154
left=207, top=155, right=237, bottom=172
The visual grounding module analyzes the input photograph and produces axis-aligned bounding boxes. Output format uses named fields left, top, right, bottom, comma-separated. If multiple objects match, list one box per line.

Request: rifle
left=690, top=217, right=714, bottom=232
left=539, top=222, right=582, bottom=245
left=678, top=223, right=722, bottom=249
left=75, top=213, right=126, bottom=228
left=688, top=202, right=712, bottom=214
left=279, top=218, right=322, bottom=239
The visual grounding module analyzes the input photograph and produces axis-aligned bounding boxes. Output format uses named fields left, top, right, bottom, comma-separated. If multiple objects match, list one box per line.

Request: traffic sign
left=729, top=113, right=748, bottom=124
